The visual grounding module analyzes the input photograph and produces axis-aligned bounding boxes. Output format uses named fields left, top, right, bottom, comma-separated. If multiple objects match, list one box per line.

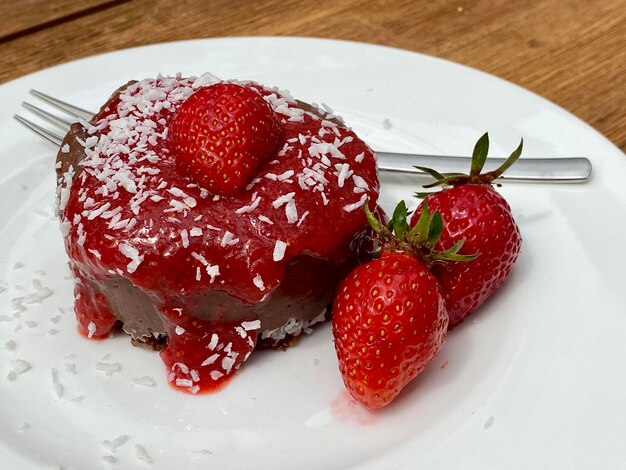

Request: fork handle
left=375, top=151, right=592, bottom=182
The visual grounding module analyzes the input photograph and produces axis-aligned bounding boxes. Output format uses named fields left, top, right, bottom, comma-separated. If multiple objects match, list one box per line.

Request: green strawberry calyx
left=364, top=200, right=478, bottom=268
left=415, top=132, right=523, bottom=191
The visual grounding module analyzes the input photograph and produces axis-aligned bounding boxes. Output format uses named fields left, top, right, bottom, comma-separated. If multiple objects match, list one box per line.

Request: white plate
left=1, top=37, right=625, bottom=470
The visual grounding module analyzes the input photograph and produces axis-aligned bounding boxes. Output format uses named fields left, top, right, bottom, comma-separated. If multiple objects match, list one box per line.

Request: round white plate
left=1, top=37, right=625, bottom=470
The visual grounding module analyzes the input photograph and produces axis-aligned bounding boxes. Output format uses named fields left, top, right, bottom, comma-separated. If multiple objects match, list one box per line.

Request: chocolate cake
left=56, top=74, right=380, bottom=392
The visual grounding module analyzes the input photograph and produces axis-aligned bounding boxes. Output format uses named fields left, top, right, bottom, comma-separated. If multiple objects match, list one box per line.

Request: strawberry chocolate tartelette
left=55, top=74, right=380, bottom=393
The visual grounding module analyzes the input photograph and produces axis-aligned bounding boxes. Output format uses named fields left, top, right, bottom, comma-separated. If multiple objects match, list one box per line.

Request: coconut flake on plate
left=134, top=444, right=153, bottom=464
left=132, top=376, right=156, bottom=387
left=95, top=361, right=122, bottom=376
left=51, top=368, right=63, bottom=398
left=7, top=359, right=32, bottom=381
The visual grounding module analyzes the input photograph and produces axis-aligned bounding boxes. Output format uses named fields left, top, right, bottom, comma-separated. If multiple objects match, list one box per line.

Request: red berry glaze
left=159, top=306, right=260, bottom=394
left=332, top=252, right=447, bottom=409
left=167, top=83, right=281, bottom=196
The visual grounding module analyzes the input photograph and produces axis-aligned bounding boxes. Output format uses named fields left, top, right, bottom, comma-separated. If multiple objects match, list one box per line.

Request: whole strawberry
left=332, top=202, right=472, bottom=409
left=412, top=133, right=523, bottom=327
left=167, top=82, right=281, bottom=196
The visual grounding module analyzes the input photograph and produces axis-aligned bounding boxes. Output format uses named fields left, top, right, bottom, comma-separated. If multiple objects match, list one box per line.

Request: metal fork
left=14, top=90, right=592, bottom=183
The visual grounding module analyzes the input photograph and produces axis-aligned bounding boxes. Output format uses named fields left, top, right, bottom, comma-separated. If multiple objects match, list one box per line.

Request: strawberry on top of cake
left=56, top=73, right=380, bottom=393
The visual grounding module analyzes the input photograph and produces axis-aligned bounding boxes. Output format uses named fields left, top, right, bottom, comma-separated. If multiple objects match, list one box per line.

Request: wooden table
left=1, top=0, right=624, bottom=152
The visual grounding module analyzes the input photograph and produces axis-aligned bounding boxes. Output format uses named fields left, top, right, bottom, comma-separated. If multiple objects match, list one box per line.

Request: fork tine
left=21, top=101, right=74, bottom=130
left=30, top=89, right=94, bottom=121
left=14, top=114, right=64, bottom=146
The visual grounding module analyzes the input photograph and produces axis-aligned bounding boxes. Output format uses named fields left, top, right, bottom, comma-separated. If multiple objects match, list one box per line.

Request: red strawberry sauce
left=56, top=75, right=380, bottom=392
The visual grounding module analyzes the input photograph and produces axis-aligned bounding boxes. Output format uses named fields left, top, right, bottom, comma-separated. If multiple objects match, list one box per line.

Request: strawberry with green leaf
left=412, top=133, right=523, bottom=327
left=332, top=201, right=475, bottom=409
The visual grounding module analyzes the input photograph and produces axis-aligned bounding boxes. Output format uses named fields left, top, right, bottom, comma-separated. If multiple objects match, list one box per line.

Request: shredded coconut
left=201, top=354, right=220, bottom=366
left=132, top=376, right=156, bottom=387
left=272, top=192, right=295, bottom=209
left=7, top=359, right=31, bottom=381
left=261, top=309, right=327, bottom=341
left=242, top=320, right=261, bottom=331
left=208, top=334, right=219, bottom=350
left=95, top=361, right=121, bottom=376
left=51, top=368, right=63, bottom=398
left=118, top=243, right=144, bottom=273
left=220, top=231, right=240, bottom=247
left=134, top=444, right=152, bottom=464
left=235, top=195, right=262, bottom=214
left=252, top=274, right=265, bottom=291
left=180, top=229, right=189, bottom=248
left=343, top=194, right=368, bottom=213
left=103, top=435, right=128, bottom=453
left=273, top=240, right=287, bottom=261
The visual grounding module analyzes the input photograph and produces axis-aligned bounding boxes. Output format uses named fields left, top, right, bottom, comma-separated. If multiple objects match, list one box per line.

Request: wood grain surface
left=1, top=0, right=624, bottom=151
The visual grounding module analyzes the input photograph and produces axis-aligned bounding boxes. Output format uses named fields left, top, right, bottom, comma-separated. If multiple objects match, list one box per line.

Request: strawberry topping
left=167, top=83, right=281, bottom=196
left=160, top=306, right=260, bottom=393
